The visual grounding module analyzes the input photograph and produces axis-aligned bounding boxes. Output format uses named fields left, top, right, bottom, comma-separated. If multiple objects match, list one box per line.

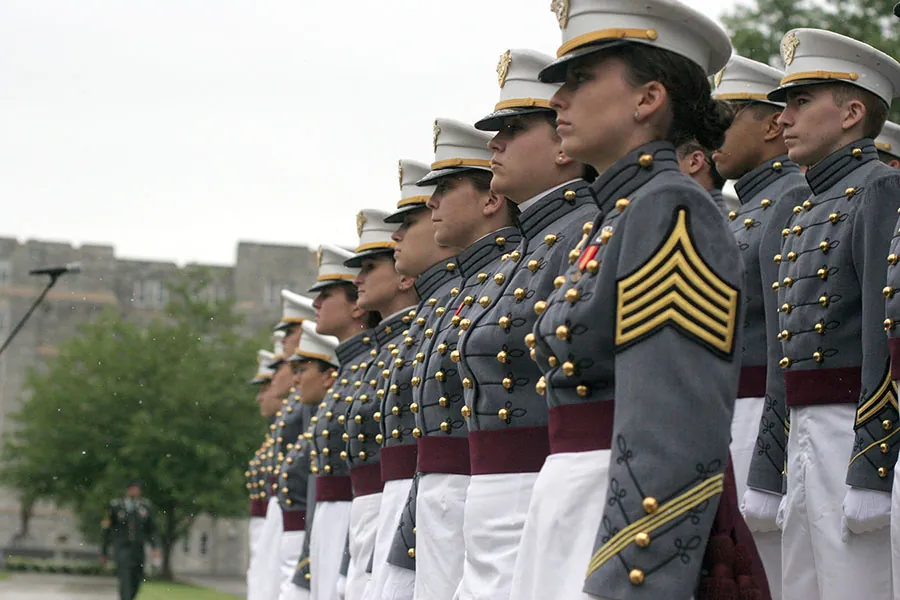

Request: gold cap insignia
left=316, top=246, right=324, bottom=268
left=713, top=67, right=725, bottom=89
left=432, top=120, right=441, bottom=152
left=550, top=0, right=569, bottom=29
left=497, top=50, right=512, bottom=88
left=356, top=211, right=367, bottom=238
left=781, top=32, right=800, bottom=66
left=397, top=160, right=403, bottom=188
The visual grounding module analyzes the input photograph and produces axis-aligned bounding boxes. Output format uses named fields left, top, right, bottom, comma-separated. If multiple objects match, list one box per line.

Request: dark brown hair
left=831, top=84, right=889, bottom=139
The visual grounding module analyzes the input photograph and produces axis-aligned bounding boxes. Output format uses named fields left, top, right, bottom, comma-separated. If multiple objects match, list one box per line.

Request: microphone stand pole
left=0, top=274, right=62, bottom=358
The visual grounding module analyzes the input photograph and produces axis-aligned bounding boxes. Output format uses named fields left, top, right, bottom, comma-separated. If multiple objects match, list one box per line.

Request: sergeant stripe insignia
left=855, top=363, right=899, bottom=427
left=585, top=473, right=725, bottom=577
left=615, top=209, right=738, bottom=356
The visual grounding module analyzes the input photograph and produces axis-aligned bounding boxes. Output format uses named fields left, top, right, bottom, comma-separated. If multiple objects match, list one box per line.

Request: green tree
left=723, top=0, right=900, bottom=119
left=1, top=268, right=266, bottom=580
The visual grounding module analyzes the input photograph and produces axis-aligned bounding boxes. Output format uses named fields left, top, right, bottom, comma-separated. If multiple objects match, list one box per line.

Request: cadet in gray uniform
left=341, top=208, right=417, bottom=599
left=385, top=122, right=521, bottom=598
left=676, top=133, right=733, bottom=217
left=305, top=245, right=374, bottom=600
left=247, top=349, right=275, bottom=595
left=710, top=55, right=811, bottom=600
left=768, top=28, right=900, bottom=600
left=100, top=481, right=160, bottom=600
left=366, top=160, right=460, bottom=600
left=510, top=2, right=768, bottom=599
left=449, top=47, right=596, bottom=599
left=876, top=120, right=900, bottom=169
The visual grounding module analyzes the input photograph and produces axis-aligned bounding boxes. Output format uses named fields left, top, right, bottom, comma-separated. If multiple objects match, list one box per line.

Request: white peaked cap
left=344, top=208, right=398, bottom=268
left=476, top=49, right=561, bottom=131
left=539, top=0, right=732, bottom=83
left=712, top=55, right=786, bottom=107
left=291, top=320, right=339, bottom=368
left=418, top=118, right=494, bottom=185
left=768, top=28, right=900, bottom=106
left=308, top=244, right=358, bottom=293
left=384, top=159, right=436, bottom=223
left=273, top=289, right=316, bottom=332
left=877, top=121, right=900, bottom=159
left=250, top=349, right=276, bottom=384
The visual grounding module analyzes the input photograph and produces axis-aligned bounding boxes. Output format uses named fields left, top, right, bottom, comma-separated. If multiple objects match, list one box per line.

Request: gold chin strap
left=493, top=98, right=552, bottom=111
left=780, top=70, right=859, bottom=85
left=557, top=28, right=659, bottom=58
left=714, top=92, right=773, bottom=102
left=430, top=158, right=492, bottom=170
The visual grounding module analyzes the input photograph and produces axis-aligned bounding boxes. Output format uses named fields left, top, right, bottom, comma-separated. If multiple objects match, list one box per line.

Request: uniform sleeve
left=583, top=193, right=743, bottom=599
left=101, top=503, right=114, bottom=557
left=847, top=172, right=900, bottom=492
left=747, top=187, right=807, bottom=495
left=386, top=473, right=418, bottom=571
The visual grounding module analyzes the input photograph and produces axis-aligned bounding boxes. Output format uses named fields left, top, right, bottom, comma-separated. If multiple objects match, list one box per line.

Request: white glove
left=740, top=488, right=782, bottom=532
left=775, top=493, right=787, bottom=531
left=841, top=487, right=892, bottom=540
left=336, top=575, right=347, bottom=600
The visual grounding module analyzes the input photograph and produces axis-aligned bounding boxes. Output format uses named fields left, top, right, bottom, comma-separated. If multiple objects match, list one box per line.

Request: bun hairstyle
left=604, top=44, right=732, bottom=151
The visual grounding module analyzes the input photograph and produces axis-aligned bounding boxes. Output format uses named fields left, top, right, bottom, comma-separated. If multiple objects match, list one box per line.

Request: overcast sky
left=0, top=0, right=741, bottom=266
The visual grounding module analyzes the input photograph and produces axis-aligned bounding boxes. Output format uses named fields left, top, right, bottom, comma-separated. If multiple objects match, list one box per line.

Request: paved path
left=0, top=573, right=117, bottom=599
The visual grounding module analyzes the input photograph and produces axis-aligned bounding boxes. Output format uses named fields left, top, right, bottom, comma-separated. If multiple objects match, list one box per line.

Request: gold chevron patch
left=586, top=473, right=725, bottom=577
left=615, top=209, right=738, bottom=355
left=856, top=364, right=899, bottom=426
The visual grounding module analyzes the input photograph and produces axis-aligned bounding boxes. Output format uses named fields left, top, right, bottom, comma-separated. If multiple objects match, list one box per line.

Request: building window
left=200, top=532, right=209, bottom=556
left=133, top=280, right=168, bottom=308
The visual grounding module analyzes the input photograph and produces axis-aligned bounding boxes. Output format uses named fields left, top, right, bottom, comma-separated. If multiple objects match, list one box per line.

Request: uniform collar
left=517, top=179, right=581, bottom=213
left=414, top=258, right=460, bottom=301
left=457, top=227, right=523, bottom=278
left=734, top=155, right=801, bottom=203
left=590, top=141, right=679, bottom=213
left=806, top=139, right=877, bottom=195
left=336, top=330, right=374, bottom=365
left=518, top=178, right=592, bottom=240
left=374, top=308, right=415, bottom=346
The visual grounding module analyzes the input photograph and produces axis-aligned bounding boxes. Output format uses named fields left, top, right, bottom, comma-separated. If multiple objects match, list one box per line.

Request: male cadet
left=711, top=54, right=810, bottom=600
left=388, top=117, right=522, bottom=600
left=342, top=208, right=417, bottom=599
left=248, top=349, right=276, bottom=593
left=363, top=159, right=460, bottom=600
left=277, top=321, right=340, bottom=600
left=304, top=245, right=373, bottom=600
left=254, top=291, right=317, bottom=600
left=676, top=133, right=732, bottom=216
left=100, top=481, right=160, bottom=600
left=768, top=29, right=900, bottom=598
left=876, top=120, right=900, bottom=168
left=446, top=47, right=595, bottom=599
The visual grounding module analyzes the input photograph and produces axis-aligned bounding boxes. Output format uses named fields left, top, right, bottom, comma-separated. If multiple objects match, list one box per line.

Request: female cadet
left=307, top=245, right=375, bottom=600
left=510, top=1, right=760, bottom=599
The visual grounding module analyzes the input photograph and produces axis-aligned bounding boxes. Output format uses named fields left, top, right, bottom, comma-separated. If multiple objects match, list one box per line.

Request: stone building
left=0, top=236, right=317, bottom=577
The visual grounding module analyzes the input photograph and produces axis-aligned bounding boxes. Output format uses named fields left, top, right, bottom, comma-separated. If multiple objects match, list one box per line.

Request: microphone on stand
left=28, top=262, right=82, bottom=277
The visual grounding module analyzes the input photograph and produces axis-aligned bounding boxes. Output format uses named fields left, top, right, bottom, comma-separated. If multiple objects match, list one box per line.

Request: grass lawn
left=137, top=581, right=238, bottom=599
left=0, top=572, right=8, bottom=581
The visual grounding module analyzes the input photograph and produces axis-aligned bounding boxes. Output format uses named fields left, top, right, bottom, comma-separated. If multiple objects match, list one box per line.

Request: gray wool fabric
left=533, top=142, right=743, bottom=599
left=774, top=139, right=900, bottom=492
left=731, top=156, right=810, bottom=495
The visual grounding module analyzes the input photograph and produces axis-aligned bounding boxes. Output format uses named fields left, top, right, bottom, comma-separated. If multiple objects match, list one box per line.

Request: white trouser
left=248, top=516, right=266, bottom=592
left=783, top=404, right=892, bottom=599
left=279, top=584, right=311, bottom=600
left=278, top=531, right=306, bottom=592
left=310, top=501, right=352, bottom=600
left=731, top=396, right=782, bottom=600
left=509, top=450, right=608, bottom=600
left=346, top=492, right=382, bottom=600
left=414, top=473, right=469, bottom=600
left=254, top=498, right=285, bottom=600
left=380, top=563, right=416, bottom=600
left=893, top=450, right=900, bottom=594
left=453, top=472, right=538, bottom=600
left=364, top=479, right=413, bottom=600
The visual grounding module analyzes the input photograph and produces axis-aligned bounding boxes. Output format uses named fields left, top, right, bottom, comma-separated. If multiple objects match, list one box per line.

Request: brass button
left=324, top=465, right=332, bottom=473
left=728, top=210, right=737, bottom=221
left=392, top=405, right=400, bottom=416
left=535, top=377, right=546, bottom=395
left=802, top=200, right=813, bottom=211
left=634, top=532, right=651, bottom=548
left=357, top=433, right=365, bottom=442
left=548, top=355, right=558, bottom=367
left=813, top=351, right=823, bottom=363
left=412, top=428, right=422, bottom=438
left=446, top=262, right=457, bottom=272
left=787, top=252, right=797, bottom=262
left=498, top=408, right=509, bottom=421
left=451, top=315, right=461, bottom=327
left=883, top=419, right=893, bottom=431
left=415, top=352, right=425, bottom=362
left=829, top=212, right=839, bottom=224
left=408, top=548, right=416, bottom=558
left=887, top=287, right=896, bottom=298
left=744, top=218, right=754, bottom=229
left=502, top=377, right=513, bottom=390
left=779, top=330, right=791, bottom=341
left=881, top=443, right=890, bottom=454
left=638, top=154, right=653, bottom=168
left=773, top=254, right=782, bottom=264
left=565, top=288, right=581, bottom=303
left=783, top=226, right=792, bottom=236
left=534, top=301, right=547, bottom=315
left=779, top=357, right=791, bottom=369
left=390, top=384, right=399, bottom=394
left=339, top=451, right=347, bottom=461
left=477, top=273, right=488, bottom=283
left=494, top=273, right=505, bottom=285
left=818, top=268, right=828, bottom=280
left=495, top=236, right=506, bottom=246
left=438, top=343, right=448, bottom=355
left=885, top=318, right=895, bottom=331
left=814, top=322, right=825, bottom=334
left=586, top=260, right=599, bottom=274
left=792, top=225, right=803, bottom=236
left=440, top=421, right=450, bottom=432
left=851, top=147, right=863, bottom=158
left=553, top=277, right=565, bottom=290
left=544, top=234, right=558, bottom=246
left=819, top=241, right=830, bottom=253
left=479, top=296, right=491, bottom=307
left=373, top=412, right=381, bottom=422
left=616, top=198, right=630, bottom=212
left=435, top=371, right=446, bottom=382
left=435, top=307, right=446, bottom=316
left=459, top=318, right=471, bottom=331
left=510, top=251, right=521, bottom=261
left=439, top=396, right=448, bottom=407
left=599, top=229, right=613, bottom=244
left=568, top=248, right=580, bottom=265
left=497, top=350, right=509, bottom=364
left=819, top=295, right=829, bottom=307
left=377, top=389, right=385, bottom=399
left=416, top=317, right=426, bottom=327
left=463, top=296, right=474, bottom=306
left=878, top=467, right=888, bottom=478
left=451, top=350, right=461, bottom=363
left=792, top=207, right=802, bottom=216
left=410, top=403, right=419, bottom=413
left=463, top=378, right=473, bottom=389
left=890, top=254, right=899, bottom=265
left=528, top=259, right=540, bottom=272
left=642, top=497, right=658, bottom=514
left=761, top=198, right=772, bottom=208
left=376, top=433, right=384, bottom=444
left=556, top=325, right=570, bottom=341
left=576, top=385, right=589, bottom=397
left=582, top=222, right=593, bottom=235
left=461, top=405, right=471, bottom=418
left=342, top=433, right=349, bottom=442
left=516, top=286, right=529, bottom=299
left=322, top=429, right=331, bottom=438
left=424, top=329, right=434, bottom=338
left=845, top=187, right=856, bottom=198
left=499, top=316, right=512, bottom=329
left=772, top=161, right=783, bottom=170
left=783, top=277, right=793, bottom=287
left=562, top=361, right=576, bottom=376
left=524, top=333, right=536, bottom=348
left=358, top=451, right=367, bottom=460
left=781, top=303, right=791, bottom=314
left=564, top=190, right=577, bottom=201
left=411, top=376, right=421, bottom=387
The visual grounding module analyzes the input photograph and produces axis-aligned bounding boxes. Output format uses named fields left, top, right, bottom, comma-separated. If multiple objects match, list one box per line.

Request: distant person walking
left=100, top=480, right=160, bottom=600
